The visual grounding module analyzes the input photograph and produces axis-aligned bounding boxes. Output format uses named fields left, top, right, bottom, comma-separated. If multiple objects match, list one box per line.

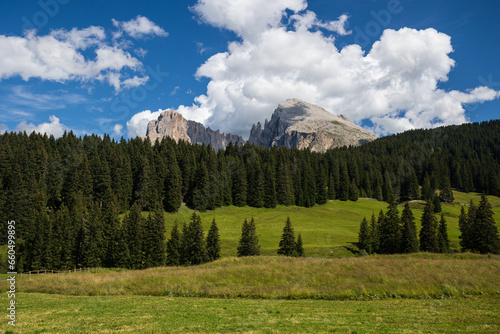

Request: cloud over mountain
left=170, top=0, right=499, bottom=136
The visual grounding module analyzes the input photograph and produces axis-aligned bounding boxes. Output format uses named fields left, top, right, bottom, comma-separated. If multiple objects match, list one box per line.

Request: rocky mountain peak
left=249, top=98, right=378, bottom=152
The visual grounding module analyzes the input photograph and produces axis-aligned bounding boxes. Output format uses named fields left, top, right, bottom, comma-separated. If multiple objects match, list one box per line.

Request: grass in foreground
left=12, top=255, right=500, bottom=300
left=3, top=293, right=499, bottom=333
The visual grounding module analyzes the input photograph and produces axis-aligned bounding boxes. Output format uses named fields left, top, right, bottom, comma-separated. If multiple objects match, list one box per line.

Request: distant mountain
left=146, top=109, right=244, bottom=150
left=249, top=98, right=378, bottom=152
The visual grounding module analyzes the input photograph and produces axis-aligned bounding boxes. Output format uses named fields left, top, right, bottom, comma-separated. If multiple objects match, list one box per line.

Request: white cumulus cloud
left=171, top=0, right=500, bottom=136
left=15, top=115, right=67, bottom=138
left=0, top=16, right=166, bottom=92
left=113, top=15, right=168, bottom=39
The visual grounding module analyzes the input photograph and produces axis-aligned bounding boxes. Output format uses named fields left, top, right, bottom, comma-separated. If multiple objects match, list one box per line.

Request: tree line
left=358, top=194, right=499, bottom=254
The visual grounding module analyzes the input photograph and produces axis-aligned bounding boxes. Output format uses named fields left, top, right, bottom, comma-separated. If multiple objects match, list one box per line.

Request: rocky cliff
left=248, top=98, right=378, bottom=152
left=146, top=110, right=245, bottom=150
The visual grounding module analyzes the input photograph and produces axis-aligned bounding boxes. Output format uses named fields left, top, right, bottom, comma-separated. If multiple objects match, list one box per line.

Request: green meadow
left=3, top=191, right=500, bottom=333
left=159, top=191, right=500, bottom=258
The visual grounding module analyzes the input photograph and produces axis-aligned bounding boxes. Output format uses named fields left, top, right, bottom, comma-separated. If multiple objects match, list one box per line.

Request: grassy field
left=157, top=191, right=500, bottom=258
left=10, top=254, right=500, bottom=299
left=2, top=293, right=499, bottom=333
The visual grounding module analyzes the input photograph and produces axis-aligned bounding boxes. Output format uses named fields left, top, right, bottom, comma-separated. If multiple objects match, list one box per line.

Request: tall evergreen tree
left=339, top=161, right=349, bottom=201
left=163, top=150, right=182, bottom=213
left=237, top=218, right=260, bottom=256
left=458, top=206, right=471, bottom=252
left=123, top=202, right=144, bottom=269
left=419, top=201, right=439, bottom=252
left=296, top=233, right=305, bottom=257
left=440, top=176, right=454, bottom=203
left=379, top=201, right=401, bottom=254
left=470, top=194, right=500, bottom=254
left=369, top=213, right=380, bottom=254
left=276, top=160, right=294, bottom=205
left=437, top=213, right=450, bottom=253
left=349, top=180, right=359, bottom=201
left=183, top=212, right=208, bottom=265
left=400, top=203, right=419, bottom=253
left=247, top=157, right=265, bottom=208
left=433, top=193, right=442, bottom=213
left=277, top=217, right=297, bottom=256
left=358, top=217, right=371, bottom=252
left=316, top=164, right=328, bottom=205
left=166, top=222, right=181, bottom=266
left=263, top=163, right=277, bottom=208
left=206, top=218, right=221, bottom=261
left=143, top=203, right=166, bottom=268
left=422, top=172, right=433, bottom=201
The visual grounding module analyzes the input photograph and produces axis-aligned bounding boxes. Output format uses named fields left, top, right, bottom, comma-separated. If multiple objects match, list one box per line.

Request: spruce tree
left=369, top=213, right=380, bottom=254
left=437, top=213, right=450, bottom=253
left=184, top=212, right=208, bottom=265
left=339, top=161, right=349, bottom=201
left=422, top=173, right=433, bottom=201
left=471, top=194, right=500, bottom=254
left=277, top=217, right=297, bottom=256
left=440, top=177, right=454, bottom=203
left=123, top=202, right=144, bottom=269
left=419, top=201, right=439, bottom=252
left=296, top=233, right=305, bottom=257
left=316, top=164, right=328, bottom=205
left=458, top=206, right=471, bottom=252
left=400, top=203, right=419, bottom=253
left=358, top=217, right=370, bottom=252
left=163, top=150, right=182, bottom=213
left=237, top=218, right=260, bottom=256
left=263, top=163, right=277, bottom=208
left=276, top=160, right=294, bottom=206
left=206, top=218, right=221, bottom=261
left=143, top=203, right=166, bottom=268
left=433, top=193, right=442, bottom=213
left=378, top=202, right=401, bottom=254
left=179, top=222, right=190, bottom=265
left=166, top=222, right=181, bottom=266
left=349, top=180, right=359, bottom=201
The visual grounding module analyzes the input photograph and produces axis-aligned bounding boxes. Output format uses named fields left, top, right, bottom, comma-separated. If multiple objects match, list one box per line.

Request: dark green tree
left=433, top=193, right=442, bottom=213
left=206, top=218, right=221, bottom=261
left=143, top=203, right=166, bottom=268
left=437, top=213, right=450, bottom=253
left=369, top=213, right=380, bottom=254
left=419, top=201, right=439, bottom=252
left=163, top=150, right=182, bottom=213
left=339, top=161, right=349, bottom=201
left=379, top=202, right=401, bottom=254
left=277, top=217, right=297, bottom=256
left=458, top=206, right=471, bottom=252
left=440, top=177, right=454, bottom=203
left=422, top=172, right=433, bottom=201
left=296, top=233, right=305, bottom=257
left=276, top=160, right=294, bottom=206
left=470, top=194, right=500, bottom=254
left=400, top=203, right=419, bottom=253
left=166, top=222, right=181, bottom=266
left=263, top=163, right=277, bottom=208
left=183, top=212, right=208, bottom=265
left=358, top=217, right=370, bottom=252
left=123, top=202, right=144, bottom=269
left=237, top=218, right=260, bottom=256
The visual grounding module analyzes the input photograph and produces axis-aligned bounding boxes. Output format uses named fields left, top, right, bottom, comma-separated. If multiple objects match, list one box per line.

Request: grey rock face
left=249, top=98, right=378, bottom=152
left=146, top=110, right=244, bottom=150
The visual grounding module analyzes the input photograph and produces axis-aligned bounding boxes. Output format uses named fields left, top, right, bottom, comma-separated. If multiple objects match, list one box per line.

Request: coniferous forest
left=1, top=120, right=499, bottom=271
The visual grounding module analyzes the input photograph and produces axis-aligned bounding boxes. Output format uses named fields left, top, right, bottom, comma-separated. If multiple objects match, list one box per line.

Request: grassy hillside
left=13, top=254, right=500, bottom=299
left=156, top=191, right=500, bottom=258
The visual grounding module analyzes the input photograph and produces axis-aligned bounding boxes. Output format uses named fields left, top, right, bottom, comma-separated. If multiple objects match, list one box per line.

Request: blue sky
left=0, top=0, right=499, bottom=139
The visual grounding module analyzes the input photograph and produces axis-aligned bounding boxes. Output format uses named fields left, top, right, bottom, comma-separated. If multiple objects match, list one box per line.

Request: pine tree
left=263, top=163, right=277, bottom=208
left=369, top=213, right=380, bottom=254
left=349, top=180, right=359, bottom=201
left=276, top=159, right=294, bottom=206
left=166, top=222, right=181, bottom=266
left=296, top=234, right=305, bottom=257
left=277, top=217, right=297, bottom=256
left=206, top=218, right=221, bottom=261
left=163, top=150, right=182, bottom=213
left=123, top=202, right=144, bottom=269
left=237, top=218, right=260, bottom=256
left=231, top=160, right=247, bottom=207
left=339, top=161, right=349, bottom=201
left=458, top=206, right=471, bottom=252
left=183, top=212, right=208, bottom=265
left=247, top=157, right=265, bottom=208
left=422, top=172, right=433, bottom=201
left=316, top=164, right=328, bottom=205
left=143, top=203, right=166, bottom=268
left=433, top=193, right=442, bottom=213
left=440, top=177, right=454, bottom=203
left=419, top=201, right=439, bottom=252
left=378, top=201, right=401, bottom=254
left=400, top=203, right=419, bottom=253
left=437, top=213, right=450, bottom=253
left=470, top=194, right=500, bottom=254
left=358, top=217, right=371, bottom=252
